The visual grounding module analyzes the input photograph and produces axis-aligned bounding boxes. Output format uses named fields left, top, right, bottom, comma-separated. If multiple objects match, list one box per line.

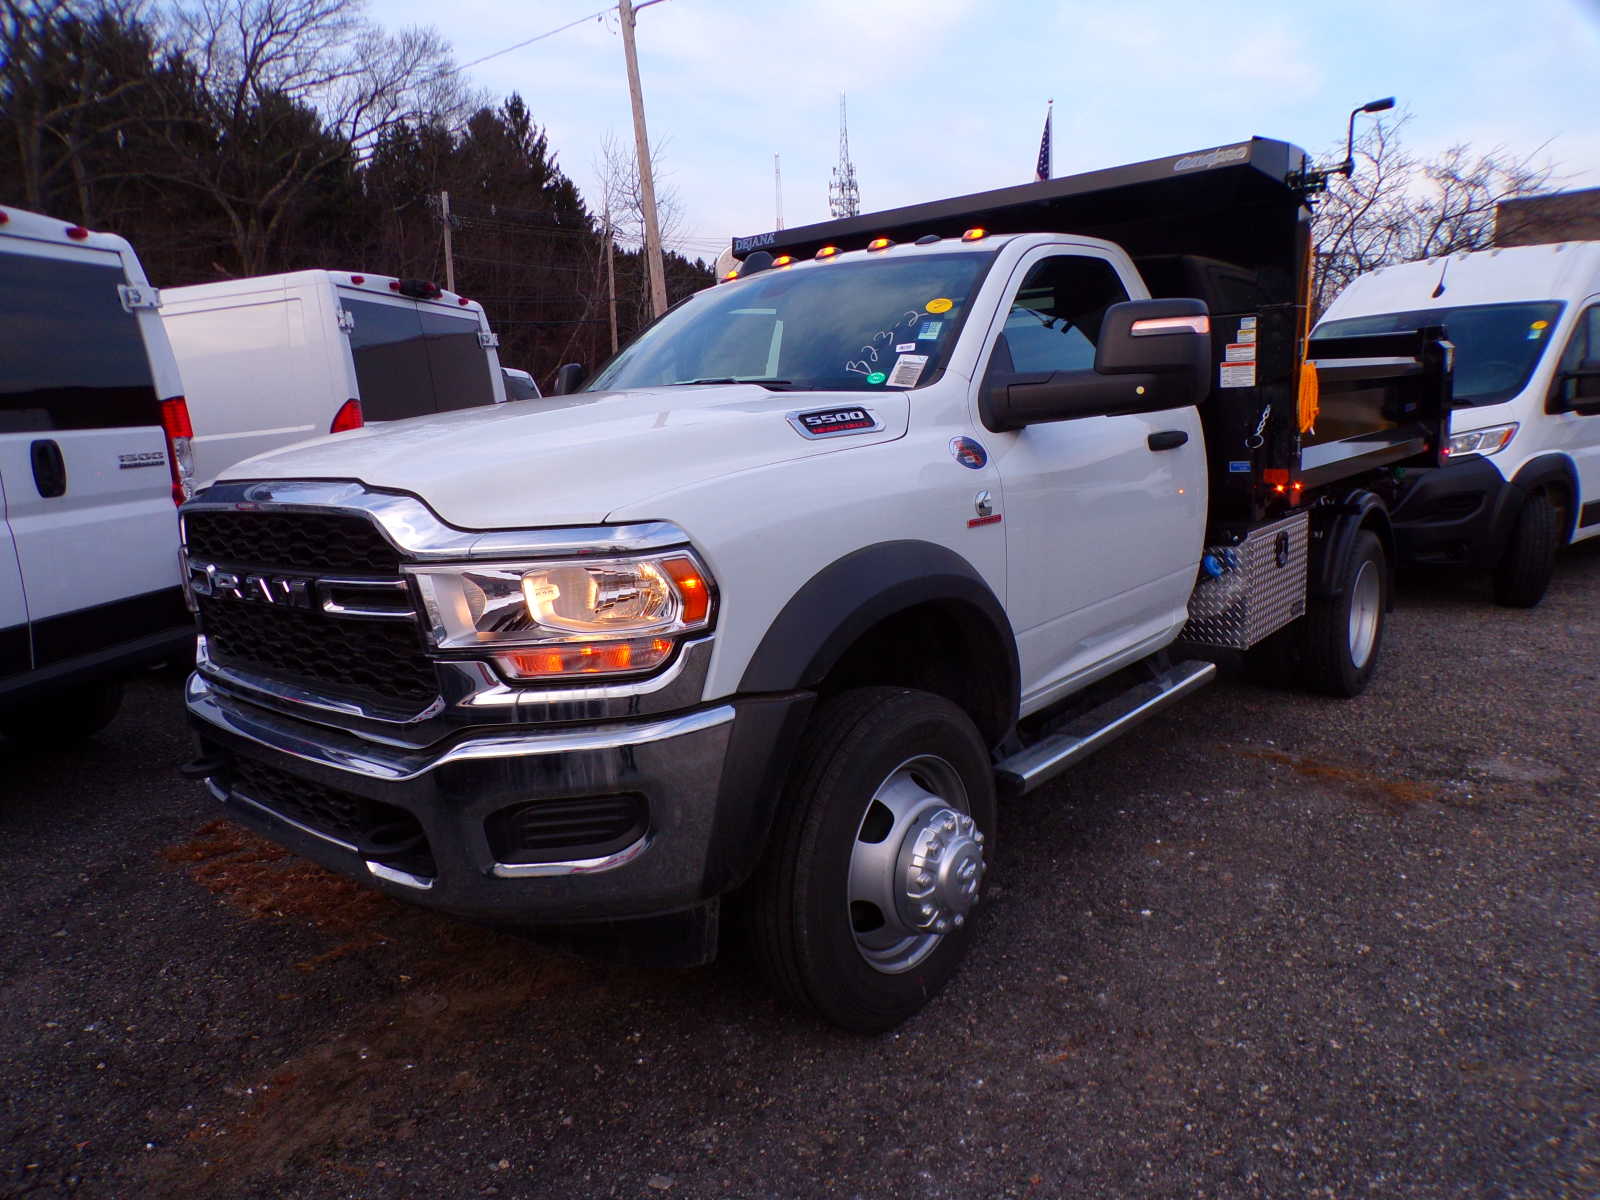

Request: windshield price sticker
left=789, top=406, right=882, bottom=439
left=887, top=354, right=929, bottom=388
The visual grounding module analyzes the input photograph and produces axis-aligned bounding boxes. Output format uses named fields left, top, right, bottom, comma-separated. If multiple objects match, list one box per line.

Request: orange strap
left=1298, top=359, right=1320, bottom=434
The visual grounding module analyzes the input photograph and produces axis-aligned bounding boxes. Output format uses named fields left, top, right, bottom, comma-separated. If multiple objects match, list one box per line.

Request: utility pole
left=617, top=0, right=667, bottom=318
left=604, top=204, right=619, bottom=354
left=439, top=190, right=455, bottom=293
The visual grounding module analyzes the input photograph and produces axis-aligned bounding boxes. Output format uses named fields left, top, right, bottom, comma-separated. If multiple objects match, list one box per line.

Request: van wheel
left=1300, top=530, right=1387, bottom=698
left=750, top=687, right=995, bottom=1033
left=1492, top=491, right=1560, bottom=609
left=0, top=680, right=124, bottom=748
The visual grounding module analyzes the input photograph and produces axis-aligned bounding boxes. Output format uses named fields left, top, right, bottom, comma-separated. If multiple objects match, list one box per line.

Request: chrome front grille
left=185, top=507, right=438, bottom=711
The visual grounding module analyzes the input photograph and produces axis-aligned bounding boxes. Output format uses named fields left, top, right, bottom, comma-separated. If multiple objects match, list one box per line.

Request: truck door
left=980, top=250, right=1207, bottom=711
left=0, top=470, right=28, bottom=686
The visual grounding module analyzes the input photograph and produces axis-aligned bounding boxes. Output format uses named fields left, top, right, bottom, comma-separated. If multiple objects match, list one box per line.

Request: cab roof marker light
left=0, top=210, right=9, bottom=224
left=961, top=227, right=988, bottom=242
left=867, top=237, right=893, bottom=251
left=65, top=225, right=89, bottom=240
left=350, top=274, right=366, bottom=284
left=1131, top=314, right=1211, bottom=336
left=815, top=245, right=840, bottom=259
left=773, top=255, right=794, bottom=267
left=721, top=270, right=740, bottom=281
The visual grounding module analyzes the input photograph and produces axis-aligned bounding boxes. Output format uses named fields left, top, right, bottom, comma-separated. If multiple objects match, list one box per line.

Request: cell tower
left=828, top=93, right=860, bottom=219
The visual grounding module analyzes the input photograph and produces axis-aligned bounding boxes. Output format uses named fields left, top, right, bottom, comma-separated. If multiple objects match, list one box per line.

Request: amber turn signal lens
left=495, top=637, right=675, bottom=680
left=660, top=557, right=711, bottom=625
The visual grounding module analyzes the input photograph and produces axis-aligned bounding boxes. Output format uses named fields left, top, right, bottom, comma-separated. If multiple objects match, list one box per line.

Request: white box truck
left=161, top=270, right=507, bottom=485
left=176, top=137, right=1455, bottom=1030
left=1313, top=242, right=1600, bottom=606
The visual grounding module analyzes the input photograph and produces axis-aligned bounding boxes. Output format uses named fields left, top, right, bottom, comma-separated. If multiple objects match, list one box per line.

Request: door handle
left=30, top=439, right=66, bottom=497
left=1147, top=430, right=1189, bottom=452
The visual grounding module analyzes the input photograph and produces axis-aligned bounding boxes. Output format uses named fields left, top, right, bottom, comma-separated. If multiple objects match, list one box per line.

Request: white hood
left=217, top=385, right=908, bottom=528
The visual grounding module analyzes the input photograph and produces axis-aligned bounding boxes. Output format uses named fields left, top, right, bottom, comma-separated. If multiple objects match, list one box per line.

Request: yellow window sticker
left=925, top=297, right=954, bottom=314
left=1529, top=319, right=1549, bottom=340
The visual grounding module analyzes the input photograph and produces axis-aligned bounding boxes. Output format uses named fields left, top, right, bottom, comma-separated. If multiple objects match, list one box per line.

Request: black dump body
left=733, top=138, right=1451, bottom=525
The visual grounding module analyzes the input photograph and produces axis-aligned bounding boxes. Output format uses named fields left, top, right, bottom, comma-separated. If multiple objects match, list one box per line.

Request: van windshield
left=0, top=250, right=159, bottom=432
left=344, top=298, right=497, bottom=419
left=587, top=251, right=994, bottom=393
left=1314, top=300, right=1565, bottom=407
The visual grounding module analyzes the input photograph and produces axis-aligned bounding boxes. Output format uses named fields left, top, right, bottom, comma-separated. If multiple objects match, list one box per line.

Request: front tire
left=1299, top=530, right=1388, bottom=697
left=1492, top=490, right=1560, bottom=609
left=750, top=687, right=996, bottom=1033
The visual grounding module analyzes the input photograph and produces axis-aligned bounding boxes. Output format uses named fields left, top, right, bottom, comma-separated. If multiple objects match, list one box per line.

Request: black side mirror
left=550, top=362, right=586, bottom=396
left=1554, top=358, right=1600, bottom=414
left=981, top=298, right=1211, bottom=432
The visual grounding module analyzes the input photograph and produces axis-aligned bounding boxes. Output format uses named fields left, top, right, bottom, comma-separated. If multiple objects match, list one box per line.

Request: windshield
left=587, top=251, right=993, bottom=393
left=344, top=298, right=498, bottom=419
left=1314, top=300, right=1565, bottom=406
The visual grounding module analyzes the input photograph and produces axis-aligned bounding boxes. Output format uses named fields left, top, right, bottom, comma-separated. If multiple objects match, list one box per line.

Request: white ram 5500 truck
left=178, top=138, right=1453, bottom=1030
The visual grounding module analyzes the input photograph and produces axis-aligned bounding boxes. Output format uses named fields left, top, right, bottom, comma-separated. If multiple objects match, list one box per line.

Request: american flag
left=1034, top=101, right=1052, bottom=182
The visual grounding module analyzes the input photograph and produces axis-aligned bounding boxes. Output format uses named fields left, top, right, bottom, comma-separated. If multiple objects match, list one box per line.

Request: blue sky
left=366, top=0, right=1600, bottom=264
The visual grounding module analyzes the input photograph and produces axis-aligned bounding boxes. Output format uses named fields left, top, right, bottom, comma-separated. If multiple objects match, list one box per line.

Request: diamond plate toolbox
left=1182, top=511, right=1309, bottom=649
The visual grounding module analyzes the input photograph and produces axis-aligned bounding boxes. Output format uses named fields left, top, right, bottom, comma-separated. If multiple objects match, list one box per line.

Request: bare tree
left=1312, top=113, right=1556, bottom=314
left=594, top=129, right=685, bottom=324
left=154, top=0, right=472, bottom=273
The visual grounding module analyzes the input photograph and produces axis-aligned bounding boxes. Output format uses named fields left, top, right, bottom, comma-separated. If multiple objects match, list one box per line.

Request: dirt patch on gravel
left=1237, top=747, right=1442, bottom=811
left=150, top=820, right=606, bottom=1195
left=162, top=819, right=395, bottom=967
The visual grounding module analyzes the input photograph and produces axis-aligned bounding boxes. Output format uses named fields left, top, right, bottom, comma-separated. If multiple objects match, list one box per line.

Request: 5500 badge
left=787, top=406, right=883, bottom=439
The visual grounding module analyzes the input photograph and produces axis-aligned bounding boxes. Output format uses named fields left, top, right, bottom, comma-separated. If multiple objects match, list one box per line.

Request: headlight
left=1446, top=422, right=1518, bottom=458
left=408, top=552, right=714, bottom=681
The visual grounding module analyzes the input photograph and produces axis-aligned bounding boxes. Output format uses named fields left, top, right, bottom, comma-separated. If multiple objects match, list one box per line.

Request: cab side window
left=1557, top=305, right=1599, bottom=371
left=999, top=255, right=1130, bottom=374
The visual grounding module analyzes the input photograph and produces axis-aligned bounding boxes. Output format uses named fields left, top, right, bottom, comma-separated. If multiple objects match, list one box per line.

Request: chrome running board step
left=995, top=659, right=1216, bottom=796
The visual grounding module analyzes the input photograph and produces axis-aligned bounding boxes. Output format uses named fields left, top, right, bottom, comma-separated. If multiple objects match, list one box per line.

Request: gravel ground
left=2, top=545, right=1597, bottom=1200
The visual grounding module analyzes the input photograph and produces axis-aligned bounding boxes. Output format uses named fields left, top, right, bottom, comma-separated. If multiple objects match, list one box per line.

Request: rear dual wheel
left=750, top=688, right=995, bottom=1033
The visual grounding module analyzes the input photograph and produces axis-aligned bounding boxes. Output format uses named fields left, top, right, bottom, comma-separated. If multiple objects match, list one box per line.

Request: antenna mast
left=774, top=154, right=783, bottom=229
left=828, top=93, right=860, bottom=219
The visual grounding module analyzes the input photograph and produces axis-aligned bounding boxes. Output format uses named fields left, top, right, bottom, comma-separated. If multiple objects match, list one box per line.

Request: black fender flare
left=1308, top=489, right=1396, bottom=604
left=1509, top=453, right=1582, bottom=539
left=738, top=539, right=1019, bottom=736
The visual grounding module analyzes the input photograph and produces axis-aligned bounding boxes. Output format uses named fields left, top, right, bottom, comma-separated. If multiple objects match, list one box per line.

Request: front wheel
left=1299, top=529, right=1388, bottom=697
left=749, top=687, right=996, bottom=1033
left=1492, top=490, right=1560, bottom=609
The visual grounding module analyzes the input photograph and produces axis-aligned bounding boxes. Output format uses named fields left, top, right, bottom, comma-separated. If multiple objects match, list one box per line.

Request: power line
left=423, top=0, right=670, bottom=87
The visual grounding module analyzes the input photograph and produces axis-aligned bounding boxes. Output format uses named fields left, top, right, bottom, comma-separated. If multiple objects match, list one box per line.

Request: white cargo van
left=1313, top=242, right=1600, bottom=606
left=0, top=205, right=195, bottom=742
left=161, top=271, right=506, bottom=485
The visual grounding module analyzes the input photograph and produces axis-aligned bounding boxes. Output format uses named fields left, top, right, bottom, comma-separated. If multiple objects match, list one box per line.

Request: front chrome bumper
left=186, top=673, right=809, bottom=923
